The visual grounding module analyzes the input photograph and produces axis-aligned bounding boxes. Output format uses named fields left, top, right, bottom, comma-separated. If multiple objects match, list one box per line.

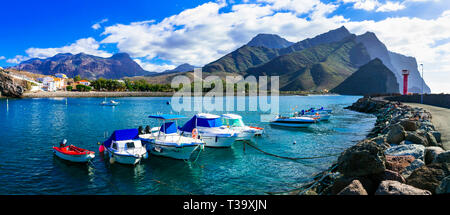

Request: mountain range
left=331, top=58, right=400, bottom=95
left=10, top=26, right=431, bottom=94
left=11, top=53, right=155, bottom=80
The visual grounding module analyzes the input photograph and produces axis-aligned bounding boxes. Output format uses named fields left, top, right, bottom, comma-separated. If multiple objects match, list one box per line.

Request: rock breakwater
left=300, top=97, right=450, bottom=195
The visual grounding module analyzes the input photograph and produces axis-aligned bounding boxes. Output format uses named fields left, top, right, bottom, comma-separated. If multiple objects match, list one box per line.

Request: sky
left=1, top=0, right=449, bottom=93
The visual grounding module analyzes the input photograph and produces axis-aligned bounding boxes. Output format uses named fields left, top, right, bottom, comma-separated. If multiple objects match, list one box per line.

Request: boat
left=221, top=114, right=264, bottom=140
left=100, top=98, right=119, bottom=106
left=301, top=109, right=331, bottom=121
left=140, top=115, right=204, bottom=160
left=101, top=129, right=148, bottom=165
left=269, top=115, right=317, bottom=128
left=53, top=139, right=95, bottom=163
left=180, top=113, right=238, bottom=148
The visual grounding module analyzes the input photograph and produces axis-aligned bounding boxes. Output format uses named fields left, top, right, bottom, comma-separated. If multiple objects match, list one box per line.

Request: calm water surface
left=0, top=95, right=375, bottom=194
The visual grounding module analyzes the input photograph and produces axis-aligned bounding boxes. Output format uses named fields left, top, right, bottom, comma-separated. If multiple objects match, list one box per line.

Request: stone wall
left=300, top=97, right=450, bottom=195
left=386, top=94, right=450, bottom=109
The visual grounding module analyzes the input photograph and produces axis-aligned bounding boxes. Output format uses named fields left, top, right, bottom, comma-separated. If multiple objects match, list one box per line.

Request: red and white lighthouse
left=402, top=69, right=409, bottom=95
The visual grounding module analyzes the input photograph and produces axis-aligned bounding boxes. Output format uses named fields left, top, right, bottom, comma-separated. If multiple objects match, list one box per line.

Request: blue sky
left=1, top=0, right=450, bottom=92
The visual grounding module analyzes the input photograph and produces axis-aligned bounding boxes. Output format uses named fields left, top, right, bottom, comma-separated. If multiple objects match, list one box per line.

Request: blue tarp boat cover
left=160, top=122, right=177, bottom=134
left=148, top=114, right=186, bottom=120
left=103, top=129, right=140, bottom=148
left=179, top=115, right=222, bottom=132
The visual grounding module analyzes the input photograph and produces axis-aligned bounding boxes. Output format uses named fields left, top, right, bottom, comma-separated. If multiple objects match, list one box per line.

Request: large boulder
left=434, top=151, right=450, bottom=164
left=385, top=144, right=425, bottom=161
left=425, top=147, right=445, bottom=165
left=436, top=176, right=450, bottom=194
left=386, top=124, right=406, bottom=145
left=328, top=175, right=375, bottom=195
left=431, top=131, right=442, bottom=143
left=425, top=132, right=438, bottom=147
left=0, top=72, right=24, bottom=97
left=337, top=180, right=368, bottom=195
left=406, top=163, right=450, bottom=194
left=405, top=132, right=428, bottom=146
left=400, top=119, right=418, bottom=131
left=337, top=141, right=386, bottom=177
left=375, top=180, right=431, bottom=195
left=400, top=159, right=425, bottom=179
left=385, top=155, right=415, bottom=173
left=373, top=169, right=406, bottom=184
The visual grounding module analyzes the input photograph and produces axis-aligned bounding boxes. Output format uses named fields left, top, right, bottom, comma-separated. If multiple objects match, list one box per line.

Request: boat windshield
left=225, top=118, right=244, bottom=127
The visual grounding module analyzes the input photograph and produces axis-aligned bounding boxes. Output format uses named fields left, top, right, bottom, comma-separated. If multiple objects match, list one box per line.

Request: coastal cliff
left=0, top=70, right=24, bottom=97
left=299, top=97, right=450, bottom=195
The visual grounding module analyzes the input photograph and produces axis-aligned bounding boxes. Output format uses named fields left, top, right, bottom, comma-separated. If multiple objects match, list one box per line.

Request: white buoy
left=109, top=157, right=115, bottom=164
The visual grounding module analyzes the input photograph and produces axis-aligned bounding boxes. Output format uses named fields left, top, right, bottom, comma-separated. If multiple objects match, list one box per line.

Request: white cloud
left=7, top=37, right=112, bottom=64
left=25, top=37, right=112, bottom=59
left=0, top=56, right=5, bottom=60
left=100, top=1, right=342, bottom=66
left=134, top=59, right=176, bottom=72
left=7, top=55, right=29, bottom=64
left=341, top=0, right=381, bottom=11
left=341, top=0, right=407, bottom=12
left=92, top=18, right=109, bottom=30
left=376, top=1, right=406, bottom=12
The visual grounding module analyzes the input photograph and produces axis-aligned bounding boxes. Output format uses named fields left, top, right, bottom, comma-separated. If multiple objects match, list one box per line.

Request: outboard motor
left=60, top=139, right=67, bottom=147
left=138, top=126, right=144, bottom=135
left=145, top=125, right=151, bottom=134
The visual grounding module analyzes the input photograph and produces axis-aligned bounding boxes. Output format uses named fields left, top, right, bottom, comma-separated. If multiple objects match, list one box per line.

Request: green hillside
left=245, top=36, right=371, bottom=91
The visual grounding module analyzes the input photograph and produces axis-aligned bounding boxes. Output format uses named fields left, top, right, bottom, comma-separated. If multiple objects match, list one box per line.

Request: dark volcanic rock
left=386, top=124, right=406, bottom=145
left=406, top=163, right=450, bottom=194
left=337, top=180, right=368, bottom=195
left=375, top=180, right=431, bottom=195
left=385, top=155, right=415, bottom=173
left=424, top=147, right=444, bottom=165
left=405, top=132, right=429, bottom=146
left=0, top=71, right=24, bottom=97
left=434, top=151, right=450, bottom=163
left=337, top=141, right=386, bottom=177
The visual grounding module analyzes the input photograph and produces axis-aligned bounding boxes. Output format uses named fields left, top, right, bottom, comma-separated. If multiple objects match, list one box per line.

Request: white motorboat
left=270, top=115, right=317, bottom=128
left=102, top=129, right=148, bottom=165
left=221, top=114, right=264, bottom=140
left=140, top=115, right=204, bottom=160
left=180, top=113, right=238, bottom=148
left=100, top=98, right=119, bottom=106
left=301, top=109, right=331, bottom=121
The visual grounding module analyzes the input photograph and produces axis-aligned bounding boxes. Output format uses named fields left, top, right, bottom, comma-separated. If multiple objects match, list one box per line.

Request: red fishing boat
left=53, top=140, right=95, bottom=163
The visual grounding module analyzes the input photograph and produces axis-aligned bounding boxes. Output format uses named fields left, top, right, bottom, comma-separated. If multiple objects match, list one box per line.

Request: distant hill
left=11, top=52, right=155, bottom=79
left=202, top=26, right=353, bottom=76
left=331, top=58, right=399, bottom=95
left=159, top=63, right=197, bottom=75
left=247, top=33, right=293, bottom=49
left=246, top=35, right=371, bottom=91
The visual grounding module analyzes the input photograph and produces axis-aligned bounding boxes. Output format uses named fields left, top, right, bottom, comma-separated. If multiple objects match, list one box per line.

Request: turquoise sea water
left=0, top=95, right=375, bottom=195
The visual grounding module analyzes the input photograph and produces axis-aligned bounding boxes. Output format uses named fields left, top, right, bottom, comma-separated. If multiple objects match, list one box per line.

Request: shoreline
left=297, top=97, right=450, bottom=195
left=7, top=91, right=336, bottom=98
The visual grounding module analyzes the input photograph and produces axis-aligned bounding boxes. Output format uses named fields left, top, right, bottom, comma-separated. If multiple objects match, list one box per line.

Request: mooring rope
left=88, top=156, right=195, bottom=195
left=241, top=140, right=340, bottom=161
